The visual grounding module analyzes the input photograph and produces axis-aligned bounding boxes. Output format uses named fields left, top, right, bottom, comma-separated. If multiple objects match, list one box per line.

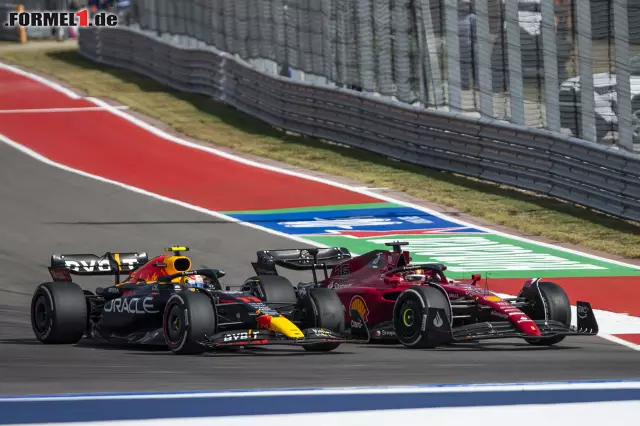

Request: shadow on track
left=2, top=337, right=580, bottom=354
left=366, top=343, right=579, bottom=352
left=0, top=338, right=357, bottom=357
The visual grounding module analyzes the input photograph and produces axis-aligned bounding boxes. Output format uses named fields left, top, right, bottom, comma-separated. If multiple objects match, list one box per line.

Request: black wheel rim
left=396, top=298, right=421, bottom=341
left=165, top=304, right=184, bottom=344
left=33, top=295, right=51, bottom=334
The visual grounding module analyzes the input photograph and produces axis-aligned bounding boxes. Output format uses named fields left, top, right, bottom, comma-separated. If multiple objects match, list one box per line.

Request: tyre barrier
left=1, top=380, right=640, bottom=425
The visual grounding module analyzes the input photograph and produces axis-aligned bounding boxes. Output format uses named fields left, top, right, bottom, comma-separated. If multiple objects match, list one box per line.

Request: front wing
left=197, top=309, right=371, bottom=349
left=438, top=301, right=599, bottom=343
left=196, top=327, right=365, bottom=349
left=451, top=319, right=597, bottom=342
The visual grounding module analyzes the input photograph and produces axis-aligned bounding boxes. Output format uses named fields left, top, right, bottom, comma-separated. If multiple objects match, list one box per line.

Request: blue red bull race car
left=31, top=246, right=367, bottom=355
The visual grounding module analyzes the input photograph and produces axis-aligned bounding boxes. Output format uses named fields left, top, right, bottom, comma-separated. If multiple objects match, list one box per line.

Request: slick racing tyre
left=31, top=282, right=87, bottom=344
left=519, top=281, right=571, bottom=346
left=241, top=275, right=298, bottom=312
left=300, top=288, right=345, bottom=352
left=393, top=286, right=451, bottom=349
left=163, top=291, right=216, bottom=355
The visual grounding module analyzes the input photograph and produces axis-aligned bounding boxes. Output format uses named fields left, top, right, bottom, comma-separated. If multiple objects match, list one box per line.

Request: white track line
left=596, top=334, right=640, bottom=351
left=2, top=380, right=640, bottom=402
left=0, top=62, right=81, bottom=99
left=1, top=61, right=639, bottom=352
left=0, top=106, right=129, bottom=114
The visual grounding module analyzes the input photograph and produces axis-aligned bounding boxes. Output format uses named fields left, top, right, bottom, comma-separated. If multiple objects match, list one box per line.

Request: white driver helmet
left=183, top=274, right=205, bottom=289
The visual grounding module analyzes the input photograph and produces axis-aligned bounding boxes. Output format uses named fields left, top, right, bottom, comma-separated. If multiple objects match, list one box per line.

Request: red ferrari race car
left=244, top=242, right=600, bottom=348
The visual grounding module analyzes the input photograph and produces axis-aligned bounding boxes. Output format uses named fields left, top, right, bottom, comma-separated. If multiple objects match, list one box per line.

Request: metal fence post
left=613, top=0, right=633, bottom=150
left=474, top=0, right=493, bottom=117
left=18, top=4, right=27, bottom=43
left=444, top=0, right=461, bottom=112
left=417, top=0, right=444, bottom=107
left=540, top=0, right=560, bottom=131
left=575, top=0, right=596, bottom=142
left=504, top=0, right=524, bottom=125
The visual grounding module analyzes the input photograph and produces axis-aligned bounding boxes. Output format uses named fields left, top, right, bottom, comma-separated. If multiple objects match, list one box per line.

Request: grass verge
left=1, top=44, right=639, bottom=260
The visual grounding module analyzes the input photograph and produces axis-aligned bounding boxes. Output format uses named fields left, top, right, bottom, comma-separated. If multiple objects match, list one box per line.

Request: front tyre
left=31, top=282, right=87, bottom=344
left=242, top=275, right=298, bottom=310
left=163, top=291, right=216, bottom=355
left=393, top=286, right=451, bottom=349
left=520, top=281, right=571, bottom=346
left=300, top=288, right=344, bottom=352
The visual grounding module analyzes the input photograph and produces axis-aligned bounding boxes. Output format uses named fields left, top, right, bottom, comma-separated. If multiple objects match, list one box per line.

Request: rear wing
left=49, top=252, right=148, bottom=283
left=252, top=247, right=351, bottom=284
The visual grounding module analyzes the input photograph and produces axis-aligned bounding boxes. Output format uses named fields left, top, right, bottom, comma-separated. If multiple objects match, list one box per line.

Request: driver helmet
left=405, top=273, right=426, bottom=282
left=404, top=268, right=422, bottom=281
left=183, top=274, right=205, bottom=289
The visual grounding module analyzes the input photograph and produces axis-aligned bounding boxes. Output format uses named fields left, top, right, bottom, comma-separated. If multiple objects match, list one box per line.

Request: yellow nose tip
left=268, top=316, right=305, bottom=338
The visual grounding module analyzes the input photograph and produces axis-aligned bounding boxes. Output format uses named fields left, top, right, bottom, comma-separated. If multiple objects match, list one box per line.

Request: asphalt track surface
left=1, top=143, right=640, bottom=396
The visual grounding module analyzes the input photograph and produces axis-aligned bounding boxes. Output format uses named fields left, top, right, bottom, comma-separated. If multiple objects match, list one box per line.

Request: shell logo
left=349, top=295, right=369, bottom=322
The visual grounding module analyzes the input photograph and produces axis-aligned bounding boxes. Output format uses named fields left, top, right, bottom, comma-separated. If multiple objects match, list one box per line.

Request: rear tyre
left=300, top=288, right=344, bottom=352
left=519, top=281, right=571, bottom=346
left=393, top=286, right=451, bottom=349
left=31, top=282, right=87, bottom=344
left=242, top=275, right=298, bottom=311
left=163, top=291, right=216, bottom=355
